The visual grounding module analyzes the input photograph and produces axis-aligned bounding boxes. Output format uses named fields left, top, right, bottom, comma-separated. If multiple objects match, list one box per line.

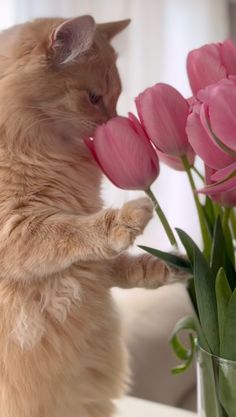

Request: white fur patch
left=11, top=304, right=45, bottom=350
left=41, top=276, right=82, bottom=322
left=12, top=276, right=82, bottom=350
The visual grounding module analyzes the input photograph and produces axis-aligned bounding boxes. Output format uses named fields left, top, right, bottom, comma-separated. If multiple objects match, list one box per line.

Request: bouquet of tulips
left=86, top=39, right=236, bottom=416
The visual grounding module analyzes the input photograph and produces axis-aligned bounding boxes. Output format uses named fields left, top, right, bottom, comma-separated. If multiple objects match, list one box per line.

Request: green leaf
left=211, top=217, right=236, bottom=292
left=138, top=246, right=192, bottom=271
left=198, top=346, right=222, bottom=417
left=176, top=228, right=220, bottom=356
left=187, top=278, right=198, bottom=316
left=172, top=334, right=195, bottom=374
left=175, top=228, right=195, bottom=265
left=215, top=268, right=232, bottom=351
left=171, top=331, right=192, bottom=361
left=193, top=246, right=220, bottom=355
left=203, top=196, right=217, bottom=237
left=219, top=363, right=236, bottom=417
left=211, top=218, right=227, bottom=277
left=221, top=288, right=236, bottom=361
left=230, top=209, right=236, bottom=240
left=182, top=156, right=212, bottom=259
left=170, top=315, right=209, bottom=374
left=223, top=215, right=235, bottom=277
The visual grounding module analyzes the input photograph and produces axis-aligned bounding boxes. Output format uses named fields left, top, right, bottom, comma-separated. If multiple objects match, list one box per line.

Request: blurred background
left=1, top=0, right=235, bottom=411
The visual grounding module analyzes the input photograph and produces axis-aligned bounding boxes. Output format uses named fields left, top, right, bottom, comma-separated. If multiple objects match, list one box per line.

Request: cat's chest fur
left=0, top=143, right=106, bottom=349
left=39, top=153, right=103, bottom=213
left=0, top=143, right=103, bottom=214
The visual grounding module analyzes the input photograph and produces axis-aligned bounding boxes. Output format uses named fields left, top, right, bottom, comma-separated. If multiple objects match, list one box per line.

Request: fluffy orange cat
left=0, top=15, right=181, bottom=417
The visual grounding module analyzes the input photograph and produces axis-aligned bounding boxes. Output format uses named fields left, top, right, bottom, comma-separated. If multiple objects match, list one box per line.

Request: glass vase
left=197, top=344, right=236, bottom=417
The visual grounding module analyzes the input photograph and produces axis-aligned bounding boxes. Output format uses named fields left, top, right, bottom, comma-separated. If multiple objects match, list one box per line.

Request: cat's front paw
left=108, top=197, right=153, bottom=254
left=138, top=255, right=192, bottom=289
left=165, top=264, right=192, bottom=285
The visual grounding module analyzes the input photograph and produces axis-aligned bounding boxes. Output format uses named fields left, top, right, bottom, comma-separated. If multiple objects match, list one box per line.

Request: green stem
left=230, top=210, right=236, bottom=240
left=222, top=208, right=235, bottom=265
left=145, top=187, right=177, bottom=247
left=223, top=208, right=231, bottom=231
left=181, top=156, right=211, bottom=258
left=191, top=165, right=204, bottom=182
left=212, top=201, right=224, bottom=220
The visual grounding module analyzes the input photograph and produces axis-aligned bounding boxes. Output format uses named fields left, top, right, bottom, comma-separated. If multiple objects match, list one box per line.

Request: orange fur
left=0, top=16, right=178, bottom=417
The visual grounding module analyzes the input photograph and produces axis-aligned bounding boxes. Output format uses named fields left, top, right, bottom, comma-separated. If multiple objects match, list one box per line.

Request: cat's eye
left=89, top=92, right=102, bottom=105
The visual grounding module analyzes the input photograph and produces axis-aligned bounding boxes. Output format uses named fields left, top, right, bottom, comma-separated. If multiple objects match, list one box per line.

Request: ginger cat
left=0, top=15, right=180, bottom=417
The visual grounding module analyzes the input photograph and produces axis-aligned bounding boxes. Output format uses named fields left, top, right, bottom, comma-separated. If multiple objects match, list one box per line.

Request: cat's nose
left=102, top=109, right=117, bottom=122
left=109, top=109, right=117, bottom=118
left=106, top=106, right=118, bottom=118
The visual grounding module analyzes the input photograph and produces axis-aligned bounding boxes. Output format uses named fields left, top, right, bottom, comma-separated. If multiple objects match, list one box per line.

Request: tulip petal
left=187, top=44, right=227, bottom=95
left=218, top=189, right=236, bottom=207
left=136, top=83, right=189, bottom=156
left=186, top=112, right=234, bottom=169
left=128, top=112, right=149, bottom=140
left=198, top=169, right=236, bottom=195
left=85, top=126, right=125, bottom=189
left=199, top=177, right=236, bottom=195
left=208, top=83, right=236, bottom=151
left=197, top=78, right=234, bottom=104
left=221, top=39, right=236, bottom=76
left=228, top=75, right=236, bottom=84
left=211, top=162, right=236, bottom=182
left=86, top=116, right=159, bottom=190
left=201, top=103, right=236, bottom=158
left=188, top=96, right=200, bottom=114
left=204, top=165, right=236, bottom=207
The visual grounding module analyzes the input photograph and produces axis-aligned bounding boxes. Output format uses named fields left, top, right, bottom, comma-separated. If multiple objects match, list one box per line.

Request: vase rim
left=197, top=340, right=236, bottom=366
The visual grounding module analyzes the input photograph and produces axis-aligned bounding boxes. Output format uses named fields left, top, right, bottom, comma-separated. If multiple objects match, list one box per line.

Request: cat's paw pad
left=108, top=197, right=153, bottom=253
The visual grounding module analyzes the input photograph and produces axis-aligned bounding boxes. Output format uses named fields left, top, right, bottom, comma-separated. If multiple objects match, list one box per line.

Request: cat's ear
left=98, top=19, right=131, bottom=41
left=49, top=15, right=96, bottom=64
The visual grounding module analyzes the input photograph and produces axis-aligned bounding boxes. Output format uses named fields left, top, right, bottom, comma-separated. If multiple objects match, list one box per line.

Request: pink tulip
left=202, top=82, right=236, bottom=152
left=186, top=110, right=235, bottom=170
left=196, top=77, right=235, bottom=103
left=199, top=165, right=236, bottom=207
left=221, top=40, right=236, bottom=74
left=85, top=114, right=159, bottom=190
left=136, top=83, right=191, bottom=157
left=187, top=40, right=236, bottom=95
left=188, top=96, right=200, bottom=113
left=186, top=78, right=236, bottom=202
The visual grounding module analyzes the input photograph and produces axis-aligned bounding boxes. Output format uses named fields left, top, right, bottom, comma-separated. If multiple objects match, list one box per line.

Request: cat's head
left=0, top=16, right=130, bottom=141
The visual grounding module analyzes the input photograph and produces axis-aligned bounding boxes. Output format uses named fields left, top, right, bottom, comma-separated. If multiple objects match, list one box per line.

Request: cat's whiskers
left=22, top=115, right=56, bottom=138
left=22, top=106, right=100, bottom=137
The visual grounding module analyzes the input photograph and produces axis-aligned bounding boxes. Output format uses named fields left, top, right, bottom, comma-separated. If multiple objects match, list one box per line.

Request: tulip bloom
left=186, top=79, right=236, bottom=175
left=85, top=114, right=159, bottom=190
left=187, top=40, right=236, bottom=95
left=186, top=111, right=235, bottom=170
left=136, top=83, right=191, bottom=157
left=201, top=81, right=236, bottom=152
